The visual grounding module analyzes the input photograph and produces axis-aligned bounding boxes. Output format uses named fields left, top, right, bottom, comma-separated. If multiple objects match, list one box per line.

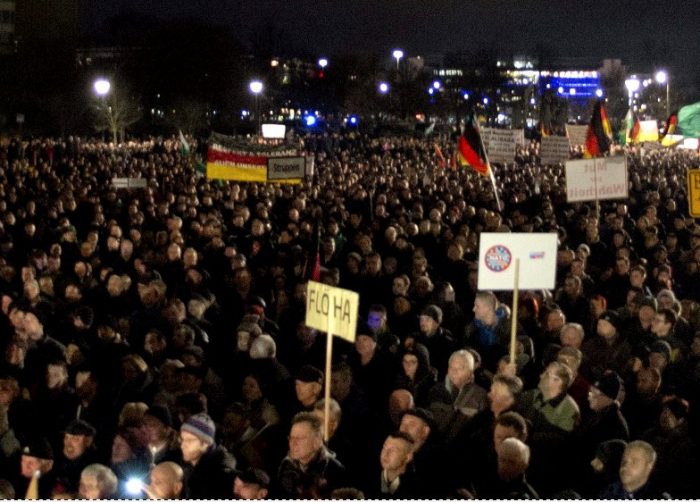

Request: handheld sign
left=565, top=157, right=628, bottom=202
left=540, top=136, right=571, bottom=165
left=688, top=170, right=700, bottom=218
left=305, top=281, right=359, bottom=342
left=305, top=281, right=359, bottom=442
left=478, top=233, right=558, bottom=291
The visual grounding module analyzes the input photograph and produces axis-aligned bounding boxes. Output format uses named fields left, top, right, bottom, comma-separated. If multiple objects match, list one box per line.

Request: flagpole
left=477, top=126, right=501, bottom=212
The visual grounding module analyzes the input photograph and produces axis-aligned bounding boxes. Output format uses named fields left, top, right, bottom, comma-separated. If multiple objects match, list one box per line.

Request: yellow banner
left=206, top=162, right=267, bottom=182
left=305, top=281, right=359, bottom=342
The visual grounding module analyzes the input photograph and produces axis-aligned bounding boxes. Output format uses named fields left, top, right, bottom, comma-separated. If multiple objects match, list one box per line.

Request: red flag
left=311, top=252, right=322, bottom=281
left=584, top=100, right=613, bottom=158
left=457, top=115, right=490, bottom=176
left=434, top=143, right=446, bottom=169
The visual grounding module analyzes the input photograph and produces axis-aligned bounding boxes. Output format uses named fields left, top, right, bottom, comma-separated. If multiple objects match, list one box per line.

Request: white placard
left=305, top=281, right=359, bottom=342
left=478, top=233, right=558, bottom=290
left=261, top=123, right=286, bottom=139
left=112, top=177, right=147, bottom=189
left=266, top=156, right=305, bottom=180
left=305, top=155, right=315, bottom=177
left=680, top=138, right=699, bottom=150
left=540, top=136, right=571, bottom=165
left=565, top=157, right=628, bottom=202
left=485, top=129, right=516, bottom=163
left=566, top=125, right=588, bottom=146
left=513, top=129, right=526, bottom=147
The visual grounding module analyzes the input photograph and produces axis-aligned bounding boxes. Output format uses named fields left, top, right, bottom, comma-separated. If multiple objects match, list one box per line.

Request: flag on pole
left=623, top=108, right=641, bottom=144
left=311, top=252, right=322, bottom=281
left=457, top=114, right=490, bottom=176
left=661, top=110, right=678, bottom=138
left=584, top=100, right=613, bottom=158
left=434, top=143, right=447, bottom=169
left=178, top=130, right=191, bottom=156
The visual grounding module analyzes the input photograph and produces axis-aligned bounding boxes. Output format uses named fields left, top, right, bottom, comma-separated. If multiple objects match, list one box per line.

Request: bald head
left=388, top=389, right=414, bottom=425
left=148, top=462, right=184, bottom=499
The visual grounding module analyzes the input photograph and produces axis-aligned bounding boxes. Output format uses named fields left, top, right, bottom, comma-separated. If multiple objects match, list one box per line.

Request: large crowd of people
left=0, top=130, right=699, bottom=499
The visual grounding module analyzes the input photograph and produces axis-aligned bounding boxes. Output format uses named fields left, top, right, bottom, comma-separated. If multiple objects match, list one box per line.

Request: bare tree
left=93, top=84, right=142, bottom=144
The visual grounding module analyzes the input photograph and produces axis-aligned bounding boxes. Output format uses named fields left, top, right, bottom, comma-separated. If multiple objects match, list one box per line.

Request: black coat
left=275, top=447, right=347, bottom=499
left=182, top=444, right=237, bottom=499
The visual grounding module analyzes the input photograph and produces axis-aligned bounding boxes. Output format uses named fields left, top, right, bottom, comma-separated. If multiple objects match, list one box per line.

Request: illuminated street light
left=378, top=82, right=389, bottom=94
left=249, top=80, right=264, bottom=134
left=625, top=77, right=640, bottom=107
left=318, top=58, right=328, bottom=69
left=595, top=89, right=604, bottom=98
left=93, top=78, right=111, bottom=96
left=392, top=49, right=404, bottom=70
left=655, top=70, right=670, bottom=117
left=432, top=80, right=441, bottom=90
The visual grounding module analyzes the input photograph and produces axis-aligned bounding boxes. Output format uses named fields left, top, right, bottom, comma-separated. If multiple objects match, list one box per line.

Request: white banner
left=513, top=129, right=526, bottom=147
left=267, top=156, right=305, bottom=180
left=566, top=125, right=588, bottom=146
left=638, top=120, right=660, bottom=142
left=540, top=136, right=571, bottom=165
left=112, top=177, right=147, bottom=189
left=478, top=233, right=558, bottom=290
left=565, top=156, right=628, bottom=202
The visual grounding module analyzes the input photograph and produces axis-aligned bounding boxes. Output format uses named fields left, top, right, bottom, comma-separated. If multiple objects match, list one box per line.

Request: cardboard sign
left=478, top=233, right=558, bottom=290
left=540, top=136, right=571, bottom=165
left=638, top=120, right=660, bottom=142
left=566, top=125, right=588, bottom=146
left=112, top=177, right=147, bottom=189
left=305, top=281, right=359, bottom=342
left=485, top=129, right=516, bottom=163
left=688, top=170, right=700, bottom=218
left=261, top=123, right=286, bottom=139
left=565, top=157, right=628, bottom=202
left=267, top=156, right=305, bottom=181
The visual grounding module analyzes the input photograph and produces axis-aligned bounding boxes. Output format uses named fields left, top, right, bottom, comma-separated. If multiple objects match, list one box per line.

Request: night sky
left=87, top=0, right=700, bottom=81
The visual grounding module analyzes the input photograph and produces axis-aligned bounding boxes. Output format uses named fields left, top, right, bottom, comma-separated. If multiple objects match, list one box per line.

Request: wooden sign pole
left=510, top=258, right=520, bottom=364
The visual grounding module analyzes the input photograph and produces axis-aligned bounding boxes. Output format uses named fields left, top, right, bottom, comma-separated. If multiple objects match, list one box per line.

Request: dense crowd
left=0, top=131, right=699, bottom=499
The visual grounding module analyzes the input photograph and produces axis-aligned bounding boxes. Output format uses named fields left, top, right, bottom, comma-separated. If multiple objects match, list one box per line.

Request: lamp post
left=392, top=49, right=403, bottom=71
left=93, top=78, right=111, bottom=97
left=93, top=78, right=115, bottom=143
left=624, top=77, right=640, bottom=108
left=378, top=82, right=389, bottom=94
left=318, top=58, right=328, bottom=69
left=655, top=70, right=670, bottom=117
left=249, top=80, right=264, bottom=134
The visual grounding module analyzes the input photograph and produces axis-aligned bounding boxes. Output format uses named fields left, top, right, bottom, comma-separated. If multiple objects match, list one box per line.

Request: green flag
left=678, top=102, right=700, bottom=138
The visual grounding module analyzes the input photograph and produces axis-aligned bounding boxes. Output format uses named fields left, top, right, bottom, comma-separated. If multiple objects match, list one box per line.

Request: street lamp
left=318, top=58, right=328, bottom=69
left=655, top=70, right=670, bottom=117
left=624, top=77, right=640, bottom=107
left=93, top=78, right=111, bottom=96
left=249, top=80, right=264, bottom=134
left=378, top=82, right=389, bottom=94
left=392, top=49, right=404, bottom=71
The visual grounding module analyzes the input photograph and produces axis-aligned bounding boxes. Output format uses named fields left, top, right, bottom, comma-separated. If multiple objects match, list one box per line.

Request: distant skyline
left=85, top=1, right=700, bottom=87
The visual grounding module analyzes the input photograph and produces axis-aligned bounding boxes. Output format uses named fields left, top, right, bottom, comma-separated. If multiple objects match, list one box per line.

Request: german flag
left=539, top=121, right=552, bottom=138
left=661, top=110, right=678, bottom=138
left=584, top=100, right=613, bottom=158
left=457, top=114, right=490, bottom=176
left=624, top=108, right=641, bottom=144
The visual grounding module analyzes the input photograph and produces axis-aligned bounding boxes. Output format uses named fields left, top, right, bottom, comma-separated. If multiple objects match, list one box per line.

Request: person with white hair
left=79, top=464, right=118, bottom=500
left=493, top=437, right=539, bottom=498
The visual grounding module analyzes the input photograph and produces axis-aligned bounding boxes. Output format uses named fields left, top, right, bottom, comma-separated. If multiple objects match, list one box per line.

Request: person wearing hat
left=349, top=324, right=393, bottom=412
left=233, top=467, right=270, bottom=499
left=293, top=364, right=324, bottom=414
left=143, top=405, right=181, bottom=464
left=15, top=437, right=55, bottom=498
left=53, top=419, right=98, bottom=493
left=412, top=304, right=458, bottom=380
left=581, top=310, right=632, bottom=382
left=398, top=407, right=445, bottom=494
left=578, top=371, right=630, bottom=462
left=585, top=439, right=627, bottom=497
left=179, top=412, right=237, bottom=499
left=246, top=296, right=280, bottom=339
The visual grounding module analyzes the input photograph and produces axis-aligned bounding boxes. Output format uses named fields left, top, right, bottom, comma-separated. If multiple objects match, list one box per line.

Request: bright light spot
left=348, top=115, right=358, bottom=125
left=428, top=88, right=434, bottom=95
left=530, top=98, right=536, bottom=105
left=270, top=59, right=279, bottom=67
left=432, top=81, right=441, bottom=89
left=483, top=97, right=489, bottom=105
left=125, top=479, right=143, bottom=495
left=463, top=92, right=470, bottom=100
left=625, top=78, right=640, bottom=93
left=249, top=80, right=263, bottom=94
left=93, top=79, right=111, bottom=96
left=318, top=58, right=328, bottom=68
left=595, top=89, right=603, bottom=98
left=655, top=70, right=668, bottom=84
left=392, top=49, right=404, bottom=60
left=569, top=88, right=576, bottom=95
left=378, top=82, right=389, bottom=94
left=304, top=115, right=317, bottom=126
left=558, top=86, right=564, bottom=94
